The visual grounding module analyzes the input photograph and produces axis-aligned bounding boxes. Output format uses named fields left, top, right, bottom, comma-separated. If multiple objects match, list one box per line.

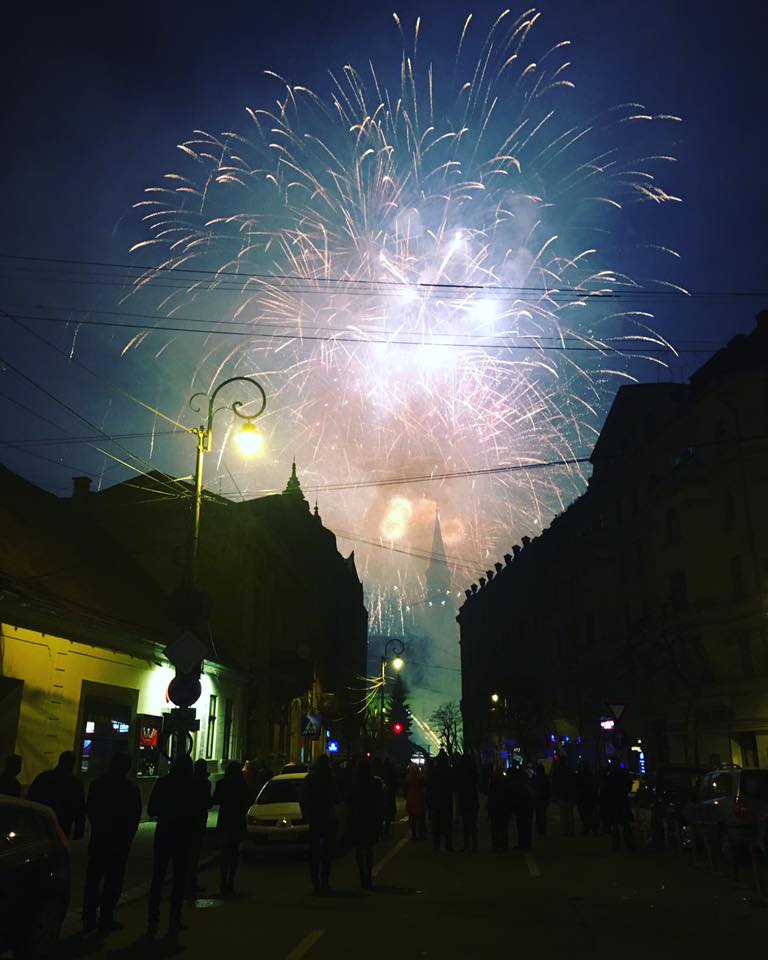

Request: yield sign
left=607, top=702, right=626, bottom=720
left=164, top=630, right=207, bottom=674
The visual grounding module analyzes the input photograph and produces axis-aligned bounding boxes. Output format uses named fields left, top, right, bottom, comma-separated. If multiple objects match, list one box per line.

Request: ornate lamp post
left=379, top=637, right=405, bottom=742
left=164, top=376, right=267, bottom=754
left=187, top=376, right=267, bottom=587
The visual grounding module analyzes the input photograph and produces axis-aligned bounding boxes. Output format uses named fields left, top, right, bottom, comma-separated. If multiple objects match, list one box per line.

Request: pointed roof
left=425, top=508, right=451, bottom=599
left=282, top=459, right=308, bottom=509
left=431, top=509, right=446, bottom=559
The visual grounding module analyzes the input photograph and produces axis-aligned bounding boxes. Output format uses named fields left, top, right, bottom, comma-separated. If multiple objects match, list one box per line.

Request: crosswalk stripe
left=284, top=928, right=325, bottom=960
left=525, top=853, right=541, bottom=877
left=372, top=837, right=409, bottom=878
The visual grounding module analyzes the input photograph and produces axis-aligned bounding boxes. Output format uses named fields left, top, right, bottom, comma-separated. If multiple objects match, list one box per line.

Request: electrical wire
left=0, top=351, right=190, bottom=501
left=2, top=252, right=768, bottom=299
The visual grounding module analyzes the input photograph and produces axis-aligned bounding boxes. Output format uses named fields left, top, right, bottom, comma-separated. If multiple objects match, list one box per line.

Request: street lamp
left=379, top=638, right=405, bottom=742
left=187, top=376, right=267, bottom=587
left=164, top=376, right=267, bottom=756
left=490, top=693, right=500, bottom=704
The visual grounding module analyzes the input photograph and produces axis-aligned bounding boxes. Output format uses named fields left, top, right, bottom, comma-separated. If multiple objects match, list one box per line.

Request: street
left=55, top=814, right=767, bottom=960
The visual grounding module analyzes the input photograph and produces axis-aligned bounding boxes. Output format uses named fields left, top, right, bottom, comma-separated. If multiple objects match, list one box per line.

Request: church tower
left=425, top=509, right=451, bottom=603
left=282, top=459, right=309, bottom=511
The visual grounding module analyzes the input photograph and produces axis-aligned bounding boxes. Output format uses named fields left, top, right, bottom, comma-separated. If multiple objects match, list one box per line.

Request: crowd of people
left=0, top=747, right=637, bottom=942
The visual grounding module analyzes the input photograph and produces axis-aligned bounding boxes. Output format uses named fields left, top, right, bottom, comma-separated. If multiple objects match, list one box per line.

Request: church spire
left=282, top=459, right=308, bottom=509
left=425, top=508, right=451, bottom=600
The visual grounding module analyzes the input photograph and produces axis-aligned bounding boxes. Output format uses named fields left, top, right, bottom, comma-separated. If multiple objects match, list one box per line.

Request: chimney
left=503, top=553, right=512, bottom=565
left=522, top=535, right=531, bottom=548
left=471, top=583, right=478, bottom=594
left=72, top=476, right=92, bottom=503
left=464, top=588, right=473, bottom=600
left=494, top=562, right=503, bottom=574
left=512, top=544, right=522, bottom=558
left=478, top=577, right=487, bottom=589
left=486, top=569, right=494, bottom=581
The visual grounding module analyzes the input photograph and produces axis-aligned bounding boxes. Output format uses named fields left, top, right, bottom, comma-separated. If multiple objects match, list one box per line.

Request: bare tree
left=429, top=701, right=463, bottom=756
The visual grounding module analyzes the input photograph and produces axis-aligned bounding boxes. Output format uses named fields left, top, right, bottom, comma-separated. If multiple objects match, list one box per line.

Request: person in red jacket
left=404, top=764, right=427, bottom=840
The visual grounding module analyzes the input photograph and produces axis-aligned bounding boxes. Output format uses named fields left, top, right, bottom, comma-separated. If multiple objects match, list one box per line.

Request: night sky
left=1, top=2, right=765, bottom=713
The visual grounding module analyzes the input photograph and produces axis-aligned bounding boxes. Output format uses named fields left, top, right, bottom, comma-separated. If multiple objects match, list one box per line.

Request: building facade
left=459, top=312, right=768, bottom=770
left=0, top=465, right=247, bottom=801
left=0, top=459, right=368, bottom=796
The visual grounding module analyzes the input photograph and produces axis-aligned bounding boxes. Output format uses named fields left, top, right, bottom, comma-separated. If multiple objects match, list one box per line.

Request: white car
left=247, top=772, right=309, bottom=847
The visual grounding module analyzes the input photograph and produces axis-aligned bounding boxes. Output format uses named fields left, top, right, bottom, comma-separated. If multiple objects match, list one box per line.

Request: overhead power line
left=0, top=347, right=190, bottom=501
left=2, top=252, right=768, bottom=299
left=0, top=310, right=718, bottom=356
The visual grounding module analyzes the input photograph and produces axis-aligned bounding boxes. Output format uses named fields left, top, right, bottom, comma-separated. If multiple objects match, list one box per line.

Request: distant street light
left=490, top=692, right=500, bottom=704
left=379, top=638, right=405, bottom=742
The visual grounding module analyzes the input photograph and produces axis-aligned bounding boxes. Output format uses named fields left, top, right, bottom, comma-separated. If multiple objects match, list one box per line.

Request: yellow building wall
left=1, top=622, right=246, bottom=790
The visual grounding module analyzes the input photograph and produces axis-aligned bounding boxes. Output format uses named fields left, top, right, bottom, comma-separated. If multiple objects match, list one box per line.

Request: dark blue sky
left=1, top=0, right=766, bottom=495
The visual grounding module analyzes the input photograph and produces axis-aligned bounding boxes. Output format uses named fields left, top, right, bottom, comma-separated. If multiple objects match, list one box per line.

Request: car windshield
left=663, top=770, right=700, bottom=789
left=740, top=772, right=768, bottom=800
left=256, top=779, right=303, bottom=804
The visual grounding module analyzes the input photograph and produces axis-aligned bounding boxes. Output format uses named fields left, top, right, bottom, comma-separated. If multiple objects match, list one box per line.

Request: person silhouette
left=82, top=752, right=141, bottom=935
left=27, top=750, right=85, bottom=839
left=212, top=760, right=252, bottom=896
left=147, top=754, right=197, bottom=941
left=188, top=759, right=212, bottom=894
left=427, top=751, right=454, bottom=852
left=300, top=755, right=338, bottom=894
left=347, top=759, right=383, bottom=889
left=0, top=754, right=22, bottom=797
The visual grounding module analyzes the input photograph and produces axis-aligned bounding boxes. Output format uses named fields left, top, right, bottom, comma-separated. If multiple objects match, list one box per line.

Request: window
left=205, top=694, right=218, bottom=759
left=256, top=778, right=303, bottom=805
left=740, top=771, right=768, bottom=800
left=222, top=698, right=234, bottom=760
left=0, top=807, right=45, bottom=848
left=730, top=556, right=744, bottom=601
left=709, top=773, right=732, bottom=798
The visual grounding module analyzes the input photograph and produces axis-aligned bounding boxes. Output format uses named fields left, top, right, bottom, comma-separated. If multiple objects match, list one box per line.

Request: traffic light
left=392, top=721, right=404, bottom=736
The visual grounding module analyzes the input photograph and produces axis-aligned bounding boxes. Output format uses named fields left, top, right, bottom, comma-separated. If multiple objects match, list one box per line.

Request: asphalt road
left=55, top=815, right=768, bottom=960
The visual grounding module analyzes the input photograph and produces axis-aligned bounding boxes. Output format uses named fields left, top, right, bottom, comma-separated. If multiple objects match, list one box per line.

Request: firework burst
left=129, top=8, right=680, bottom=666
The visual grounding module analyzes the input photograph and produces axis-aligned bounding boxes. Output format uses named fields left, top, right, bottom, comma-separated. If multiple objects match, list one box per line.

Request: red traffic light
left=392, top=722, right=404, bottom=735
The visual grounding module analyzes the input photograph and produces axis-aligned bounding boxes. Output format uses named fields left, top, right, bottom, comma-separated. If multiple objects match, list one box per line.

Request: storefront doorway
left=77, top=681, right=138, bottom=781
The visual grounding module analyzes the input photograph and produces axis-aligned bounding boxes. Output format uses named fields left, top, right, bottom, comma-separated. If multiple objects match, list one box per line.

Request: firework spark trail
left=128, top=8, right=680, bottom=673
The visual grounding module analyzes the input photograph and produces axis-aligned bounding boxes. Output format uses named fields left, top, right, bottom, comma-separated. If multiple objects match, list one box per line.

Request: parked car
left=648, top=764, right=707, bottom=846
left=247, top=773, right=310, bottom=849
left=691, top=767, right=768, bottom=861
left=0, top=796, right=70, bottom=958
left=280, top=763, right=309, bottom=775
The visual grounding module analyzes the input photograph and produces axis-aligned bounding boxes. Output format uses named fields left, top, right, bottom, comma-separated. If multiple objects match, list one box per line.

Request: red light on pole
left=392, top=722, right=403, bottom=735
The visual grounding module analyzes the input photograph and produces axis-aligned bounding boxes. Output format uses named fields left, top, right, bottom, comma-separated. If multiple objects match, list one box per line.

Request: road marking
left=525, top=853, right=541, bottom=877
left=284, top=929, right=325, bottom=960
left=372, top=837, right=410, bottom=878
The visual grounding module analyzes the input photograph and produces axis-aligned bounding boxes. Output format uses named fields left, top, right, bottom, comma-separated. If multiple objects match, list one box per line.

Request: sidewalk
left=62, top=811, right=220, bottom=935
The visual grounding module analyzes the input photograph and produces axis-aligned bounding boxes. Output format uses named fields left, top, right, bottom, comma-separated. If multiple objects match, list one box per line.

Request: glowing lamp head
left=234, top=422, right=264, bottom=457
left=490, top=693, right=500, bottom=704
left=391, top=656, right=404, bottom=672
